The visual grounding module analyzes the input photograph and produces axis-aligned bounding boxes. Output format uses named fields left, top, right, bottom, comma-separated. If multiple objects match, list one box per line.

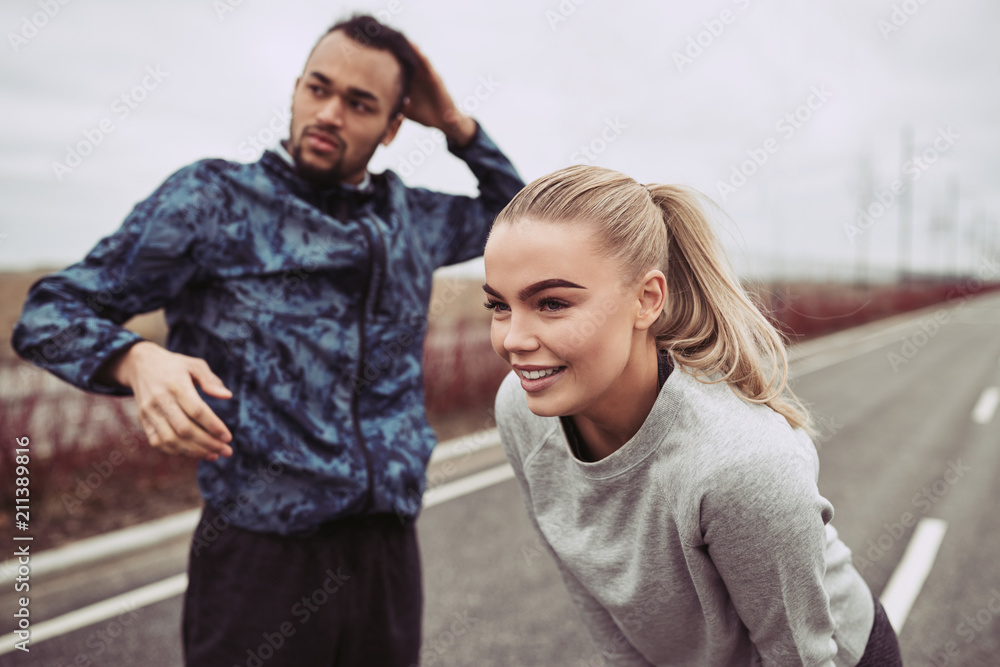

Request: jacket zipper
left=335, top=196, right=384, bottom=514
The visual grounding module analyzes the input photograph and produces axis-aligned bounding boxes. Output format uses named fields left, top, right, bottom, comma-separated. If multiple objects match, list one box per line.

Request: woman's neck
left=571, top=341, right=662, bottom=461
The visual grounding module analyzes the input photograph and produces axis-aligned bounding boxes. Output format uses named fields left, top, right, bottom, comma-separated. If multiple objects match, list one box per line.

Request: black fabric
left=183, top=504, right=422, bottom=667
left=855, top=596, right=903, bottom=667
left=657, top=349, right=674, bottom=389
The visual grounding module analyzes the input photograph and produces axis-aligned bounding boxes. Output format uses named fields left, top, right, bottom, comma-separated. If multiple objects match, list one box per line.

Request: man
left=12, top=14, right=523, bottom=666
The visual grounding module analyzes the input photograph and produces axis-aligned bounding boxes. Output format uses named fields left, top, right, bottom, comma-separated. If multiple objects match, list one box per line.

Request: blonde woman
left=483, top=166, right=902, bottom=666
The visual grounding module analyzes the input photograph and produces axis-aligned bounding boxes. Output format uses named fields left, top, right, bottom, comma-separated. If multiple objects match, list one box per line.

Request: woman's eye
left=539, top=298, right=568, bottom=312
left=484, top=299, right=509, bottom=312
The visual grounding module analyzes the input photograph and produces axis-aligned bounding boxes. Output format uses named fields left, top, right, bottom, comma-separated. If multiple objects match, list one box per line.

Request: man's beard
left=288, top=127, right=348, bottom=189
left=288, top=125, right=381, bottom=189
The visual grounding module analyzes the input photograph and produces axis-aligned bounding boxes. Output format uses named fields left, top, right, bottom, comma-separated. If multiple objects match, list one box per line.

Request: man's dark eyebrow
left=306, top=72, right=380, bottom=103
left=481, top=280, right=586, bottom=302
left=307, top=71, right=333, bottom=86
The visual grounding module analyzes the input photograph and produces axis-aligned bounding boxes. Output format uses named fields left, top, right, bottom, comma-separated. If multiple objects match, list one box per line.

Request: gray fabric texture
left=495, top=365, right=875, bottom=666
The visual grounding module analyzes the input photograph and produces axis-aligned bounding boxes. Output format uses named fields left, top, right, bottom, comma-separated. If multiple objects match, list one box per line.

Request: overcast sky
left=2, top=0, right=998, bottom=280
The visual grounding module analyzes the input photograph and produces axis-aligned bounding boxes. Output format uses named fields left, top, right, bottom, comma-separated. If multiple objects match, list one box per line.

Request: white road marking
left=0, top=510, right=199, bottom=586
left=971, top=386, right=1000, bottom=425
left=424, top=463, right=514, bottom=508
left=880, top=517, right=948, bottom=632
left=0, top=573, right=188, bottom=656
left=791, top=334, right=901, bottom=377
left=429, top=429, right=501, bottom=464
left=0, top=464, right=517, bottom=651
left=0, top=431, right=508, bottom=585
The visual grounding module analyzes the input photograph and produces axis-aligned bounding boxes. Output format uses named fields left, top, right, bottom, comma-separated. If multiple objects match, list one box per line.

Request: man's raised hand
left=402, top=43, right=477, bottom=147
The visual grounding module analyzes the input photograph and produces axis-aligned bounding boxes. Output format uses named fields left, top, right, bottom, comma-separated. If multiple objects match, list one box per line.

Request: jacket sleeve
left=405, top=122, right=525, bottom=268
left=700, top=438, right=839, bottom=666
left=11, top=162, right=218, bottom=395
left=495, top=376, right=652, bottom=666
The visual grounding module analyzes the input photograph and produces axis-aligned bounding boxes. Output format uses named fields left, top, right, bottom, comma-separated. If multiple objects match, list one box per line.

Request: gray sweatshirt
left=495, top=365, right=875, bottom=666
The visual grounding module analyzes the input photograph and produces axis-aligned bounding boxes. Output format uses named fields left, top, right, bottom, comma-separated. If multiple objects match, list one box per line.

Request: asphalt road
left=3, top=289, right=1000, bottom=666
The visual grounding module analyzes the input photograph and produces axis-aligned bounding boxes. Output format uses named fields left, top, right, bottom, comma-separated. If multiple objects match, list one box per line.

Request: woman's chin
left=525, top=394, right=569, bottom=418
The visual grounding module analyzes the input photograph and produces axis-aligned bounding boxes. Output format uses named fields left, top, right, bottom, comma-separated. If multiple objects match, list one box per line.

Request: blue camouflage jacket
left=12, top=125, right=524, bottom=535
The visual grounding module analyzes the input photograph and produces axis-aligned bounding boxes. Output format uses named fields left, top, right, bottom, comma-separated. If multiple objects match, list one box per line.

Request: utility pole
left=898, top=126, right=914, bottom=283
left=948, top=178, right=960, bottom=278
left=854, top=156, right=873, bottom=288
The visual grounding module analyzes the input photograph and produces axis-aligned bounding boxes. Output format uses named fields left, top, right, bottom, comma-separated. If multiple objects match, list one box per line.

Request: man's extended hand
left=104, top=341, right=234, bottom=461
left=402, top=43, right=477, bottom=147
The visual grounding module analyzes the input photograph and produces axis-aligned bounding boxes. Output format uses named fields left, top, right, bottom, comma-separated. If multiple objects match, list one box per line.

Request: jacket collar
left=258, top=149, right=380, bottom=212
left=271, top=142, right=374, bottom=193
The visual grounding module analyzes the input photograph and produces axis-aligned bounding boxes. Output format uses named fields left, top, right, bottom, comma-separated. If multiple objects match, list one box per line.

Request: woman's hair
left=491, top=164, right=811, bottom=431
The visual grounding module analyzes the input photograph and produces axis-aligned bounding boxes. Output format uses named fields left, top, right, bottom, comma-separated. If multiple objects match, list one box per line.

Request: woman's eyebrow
left=482, top=279, right=586, bottom=301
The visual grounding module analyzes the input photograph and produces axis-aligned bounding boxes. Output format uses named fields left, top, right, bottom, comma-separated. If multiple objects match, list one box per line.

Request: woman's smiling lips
left=512, top=364, right=567, bottom=392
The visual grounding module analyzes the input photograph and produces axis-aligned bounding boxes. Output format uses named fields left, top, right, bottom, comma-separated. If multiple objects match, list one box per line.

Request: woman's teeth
left=521, top=368, right=560, bottom=380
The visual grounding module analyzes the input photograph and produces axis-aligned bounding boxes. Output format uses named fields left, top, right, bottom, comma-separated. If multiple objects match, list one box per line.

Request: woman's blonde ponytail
left=647, top=185, right=810, bottom=431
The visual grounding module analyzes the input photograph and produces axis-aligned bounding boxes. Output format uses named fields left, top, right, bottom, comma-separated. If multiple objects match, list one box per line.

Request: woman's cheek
left=557, top=316, right=591, bottom=355
left=489, top=320, right=509, bottom=361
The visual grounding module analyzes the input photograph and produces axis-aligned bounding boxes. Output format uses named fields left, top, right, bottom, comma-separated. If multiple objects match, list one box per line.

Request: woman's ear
left=635, top=269, right=666, bottom=331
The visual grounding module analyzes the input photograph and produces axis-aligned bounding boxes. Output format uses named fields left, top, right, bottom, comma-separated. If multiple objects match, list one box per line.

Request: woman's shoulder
left=667, top=368, right=820, bottom=484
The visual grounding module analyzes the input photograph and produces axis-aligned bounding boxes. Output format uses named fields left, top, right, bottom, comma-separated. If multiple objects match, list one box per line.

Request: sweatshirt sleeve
left=404, top=122, right=524, bottom=268
left=11, top=162, right=217, bottom=395
left=699, top=437, right=839, bottom=666
left=495, top=374, right=652, bottom=666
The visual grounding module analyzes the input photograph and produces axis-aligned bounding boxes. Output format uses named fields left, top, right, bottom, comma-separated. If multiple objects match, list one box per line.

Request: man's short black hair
left=319, top=14, right=418, bottom=117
